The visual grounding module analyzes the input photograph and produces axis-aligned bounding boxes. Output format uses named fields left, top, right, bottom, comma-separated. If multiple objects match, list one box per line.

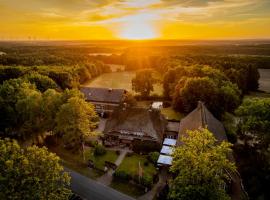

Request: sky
left=0, top=0, right=270, bottom=40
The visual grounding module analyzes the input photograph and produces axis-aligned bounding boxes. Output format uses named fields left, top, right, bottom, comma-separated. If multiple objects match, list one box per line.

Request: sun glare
left=120, top=22, right=157, bottom=40
left=119, top=13, right=158, bottom=40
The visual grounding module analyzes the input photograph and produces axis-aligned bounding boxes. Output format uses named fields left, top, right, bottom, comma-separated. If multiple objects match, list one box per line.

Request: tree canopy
left=172, top=71, right=241, bottom=117
left=56, top=97, right=98, bottom=150
left=0, top=138, right=71, bottom=200
left=169, top=128, right=235, bottom=200
left=132, top=69, right=155, bottom=98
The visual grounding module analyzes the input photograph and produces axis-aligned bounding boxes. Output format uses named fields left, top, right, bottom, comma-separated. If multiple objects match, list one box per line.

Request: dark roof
left=178, top=101, right=227, bottom=144
left=166, top=122, right=180, bottom=132
left=104, top=108, right=167, bottom=142
left=80, top=87, right=126, bottom=104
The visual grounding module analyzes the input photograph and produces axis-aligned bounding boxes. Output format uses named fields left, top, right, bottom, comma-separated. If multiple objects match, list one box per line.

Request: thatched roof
left=104, top=107, right=167, bottom=142
left=80, top=87, right=126, bottom=104
left=178, top=101, right=227, bottom=144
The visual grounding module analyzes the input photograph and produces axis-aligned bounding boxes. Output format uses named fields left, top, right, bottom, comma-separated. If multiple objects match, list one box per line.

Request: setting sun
left=120, top=22, right=157, bottom=40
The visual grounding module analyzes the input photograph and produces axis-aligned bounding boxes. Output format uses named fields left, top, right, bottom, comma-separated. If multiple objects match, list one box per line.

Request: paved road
left=66, top=168, right=135, bottom=200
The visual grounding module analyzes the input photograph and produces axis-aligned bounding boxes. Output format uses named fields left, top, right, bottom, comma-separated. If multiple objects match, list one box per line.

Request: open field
left=83, top=71, right=163, bottom=96
left=258, top=69, right=270, bottom=93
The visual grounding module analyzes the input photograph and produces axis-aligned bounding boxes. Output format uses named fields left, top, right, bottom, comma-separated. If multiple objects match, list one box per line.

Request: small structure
left=80, top=87, right=126, bottom=114
left=157, top=155, right=173, bottom=166
left=164, top=122, right=180, bottom=139
left=103, top=107, right=167, bottom=147
left=157, top=138, right=177, bottom=166
left=152, top=102, right=163, bottom=110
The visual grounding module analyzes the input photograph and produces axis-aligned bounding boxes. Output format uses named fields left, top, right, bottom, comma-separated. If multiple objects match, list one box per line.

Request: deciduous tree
left=0, top=138, right=71, bottom=200
left=169, top=128, right=235, bottom=200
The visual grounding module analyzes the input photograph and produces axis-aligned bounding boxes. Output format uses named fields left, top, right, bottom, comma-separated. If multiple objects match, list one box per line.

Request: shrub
left=144, top=161, right=149, bottom=166
left=116, top=150, right=120, bottom=155
left=126, top=152, right=134, bottom=157
left=113, top=170, right=131, bottom=181
left=134, top=174, right=153, bottom=188
left=94, top=144, right=106, bottom=156
left=132, top=140, right=161, bottom=154
left=147, top=152, right=159, bottom=164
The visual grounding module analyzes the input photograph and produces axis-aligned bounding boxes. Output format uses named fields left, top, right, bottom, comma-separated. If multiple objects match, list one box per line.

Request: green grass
left=117, top=154, right=157, bottom=177
left=161, top=107, right=184, bottom=121
left=88, top=149, right=118, bottom=170
left=110, top=180, right=145, bottom=198
left=48, top=145, right=118, bottom=179
left=83, top=71, right=163, bottom=96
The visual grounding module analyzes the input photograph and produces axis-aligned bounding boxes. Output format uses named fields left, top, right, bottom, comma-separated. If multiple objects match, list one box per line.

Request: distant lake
left=89, top=53, right=121, bottom=56
left=259, top=69, right=270, bottom=93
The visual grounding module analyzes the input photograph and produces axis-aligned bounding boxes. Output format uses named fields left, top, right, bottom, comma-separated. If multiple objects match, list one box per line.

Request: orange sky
left=0, top=0, right=270, bottom=40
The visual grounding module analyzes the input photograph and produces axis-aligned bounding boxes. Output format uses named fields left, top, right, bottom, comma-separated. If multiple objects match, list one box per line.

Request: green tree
left=132, top=69, right=155, bottom=98
left=169, top=128, right=235, bottom=200
left=55, top=97, right=98, bottom=150
left=0, top=138, right=71, bottom=200
left=0, top=79, right=36, bottom=133
left=235, top=98, right=270, bottom=146
left=172, top=77, right=240, bottom=117
left=23, top=72, right=58, bottom=92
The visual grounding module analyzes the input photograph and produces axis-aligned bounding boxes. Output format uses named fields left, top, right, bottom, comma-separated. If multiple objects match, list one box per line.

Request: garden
left=110, top=152, right=159, bottom=198
left=48, top=143, right=118, bottom=179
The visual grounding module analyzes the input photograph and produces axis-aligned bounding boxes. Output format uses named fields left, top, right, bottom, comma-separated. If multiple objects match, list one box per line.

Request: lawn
left=117, top=154, right=157, bottom=177
left=48, top=145, right=118, bottom=179
left=83, top=71, right=163, bottom=96
left=88, top=148, right=118, bottom=170
left=161, top=106, right=184, bottom=121
left=110, top=154, right=157, bottom=198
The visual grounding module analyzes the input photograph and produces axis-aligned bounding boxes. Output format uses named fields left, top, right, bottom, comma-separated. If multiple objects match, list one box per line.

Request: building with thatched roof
left=80, top=87, right=126, bottom=114
left=103, top=107, right=167, bottom=147
left=177, top=101, right=227, bottom=144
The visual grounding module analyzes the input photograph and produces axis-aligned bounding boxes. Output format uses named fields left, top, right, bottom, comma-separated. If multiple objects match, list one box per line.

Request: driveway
left=66, top=168, right=135, bottom=200
left=95, top=118, right=107, bottom=132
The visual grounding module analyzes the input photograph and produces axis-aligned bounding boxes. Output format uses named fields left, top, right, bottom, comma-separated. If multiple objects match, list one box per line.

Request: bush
left=132, top=140, right=161, bottom=154
left=84, top=140, right=97, bottom=147
left=126, top=152, right=134, bottom=157
left=94, top=144, right=106, bottom=156
left=113, top=170, right=131, bottom=181
left=144, top=161, right=149, bottom=166
left=116, top=150, right=120, bottom=155
left=134, top=174, right=153, bottom=188
left=147, top=152, right=159, bottom=164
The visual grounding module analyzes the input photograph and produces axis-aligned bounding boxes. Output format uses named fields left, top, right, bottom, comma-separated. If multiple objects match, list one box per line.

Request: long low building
left=80, top=87, right=127, bottom=114
left=103, top=107, right=167, bottom=147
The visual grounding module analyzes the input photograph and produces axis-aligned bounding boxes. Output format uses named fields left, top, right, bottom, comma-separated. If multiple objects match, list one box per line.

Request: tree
left=0, top=138, right=71, bottom=200
left=122, top=92, right=137, bottom=107
left=0, top=79, right=36, bottom=133
left=172, top=77, right=241, bottom=117
left=169, top=128, right=235, bottom=200
left=235, top=98, right=270, bottom=199
left=132, top=69, right=155, bottom=98
left=23, top=72, right=58, bottom=92
left=235, top=98, right=270, bottom=146
left=55, top=97, right=98, bottom=150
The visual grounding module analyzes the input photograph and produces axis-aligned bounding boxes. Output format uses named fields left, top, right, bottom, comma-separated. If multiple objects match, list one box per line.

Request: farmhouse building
left=177, top=101, right=227, bottom=144
left=80, top=87, right=126, bottom=114
left=103, top=107, right=167, bottom=147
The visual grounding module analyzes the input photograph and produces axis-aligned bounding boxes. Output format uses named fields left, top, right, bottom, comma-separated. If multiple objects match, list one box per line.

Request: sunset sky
left=0, top=0, right=270, bottom=40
